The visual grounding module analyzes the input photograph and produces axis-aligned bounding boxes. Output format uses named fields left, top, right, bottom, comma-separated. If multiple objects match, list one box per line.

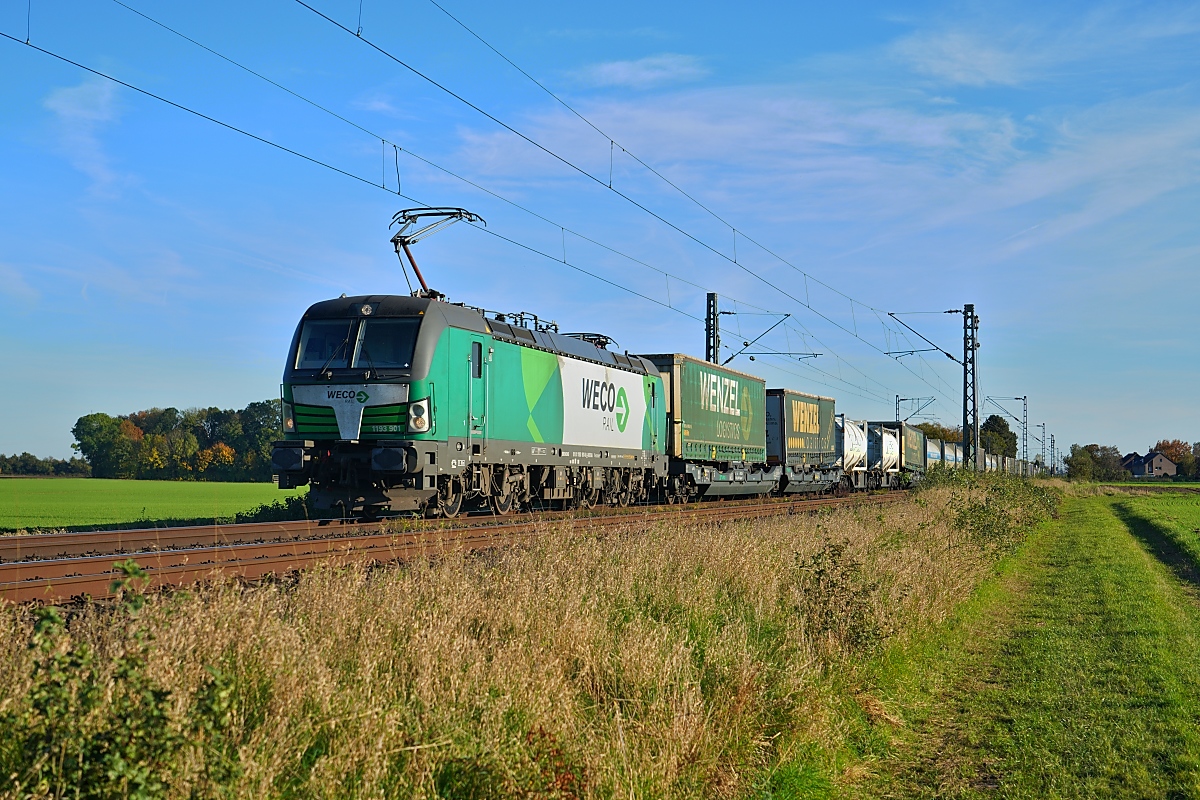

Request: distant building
left=1124, top=451, right=1177, bottom=478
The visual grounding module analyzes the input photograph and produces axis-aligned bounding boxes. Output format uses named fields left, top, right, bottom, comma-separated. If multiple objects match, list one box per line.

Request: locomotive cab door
left=467, top=338, right=488, bottom=457
left=649, top=379, right=659, bottom=451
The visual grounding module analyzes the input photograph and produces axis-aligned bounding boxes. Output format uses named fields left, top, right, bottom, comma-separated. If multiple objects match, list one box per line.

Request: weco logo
left=325, top=389, right=370, bottom=404
left=581, top=379, right=629, bottom=433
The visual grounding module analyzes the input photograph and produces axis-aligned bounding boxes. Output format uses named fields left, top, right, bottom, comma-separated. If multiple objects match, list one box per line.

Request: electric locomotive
left=271, top=209, right=669, bottom=517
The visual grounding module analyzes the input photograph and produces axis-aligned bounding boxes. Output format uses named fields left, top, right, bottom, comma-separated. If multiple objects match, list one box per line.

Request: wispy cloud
left=891, top=4, right=1200, bottom=87
left=573, top=54, right=708, bottom=89
left=893, top=31, right=1026, bottom=86
left=43, top=78, right=121, bottom=193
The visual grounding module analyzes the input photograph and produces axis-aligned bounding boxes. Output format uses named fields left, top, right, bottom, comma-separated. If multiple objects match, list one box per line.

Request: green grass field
left=871, top=490, right=1200, bottom=797
left=0, top=478, right=305, bottom=531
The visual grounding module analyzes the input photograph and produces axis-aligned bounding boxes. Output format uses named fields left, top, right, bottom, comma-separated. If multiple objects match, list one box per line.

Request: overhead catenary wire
left=419, top=0, right=961, bottom=402
left=6, top=23, right=943, bottom=411
left=292, top=0, right=956, bottom=404
left=422, top=0, right=890, bottom=315
left=93, top=0, right=915, bottom=405
left=0, top=30, right=695, bottom=310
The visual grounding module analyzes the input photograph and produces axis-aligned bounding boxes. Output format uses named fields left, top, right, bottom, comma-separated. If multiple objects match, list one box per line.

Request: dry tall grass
left=0, top=478, right=1057, bottom=799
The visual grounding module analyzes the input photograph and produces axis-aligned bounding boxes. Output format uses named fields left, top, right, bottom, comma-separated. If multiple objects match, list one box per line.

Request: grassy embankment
left=0, top=472, right=1057, bottom=798
left=0, top=478, right=306, bottom=532
left=868, top=487, right=1200, bottom=797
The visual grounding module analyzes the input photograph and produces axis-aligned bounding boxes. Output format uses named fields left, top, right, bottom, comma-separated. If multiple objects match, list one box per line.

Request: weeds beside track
left=0, top=474, right=1057, bottom=798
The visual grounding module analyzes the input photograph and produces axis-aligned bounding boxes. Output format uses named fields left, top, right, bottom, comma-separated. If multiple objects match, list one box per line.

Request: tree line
left=0, top=452, right=92, bottom=477
left=69, top=400, right=282, bottom=481
left=1065, top=439, right=1200, bottom=481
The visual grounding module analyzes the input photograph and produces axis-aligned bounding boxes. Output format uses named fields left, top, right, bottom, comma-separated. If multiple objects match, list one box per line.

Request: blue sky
left=1, top=0, right=1197, bottom=459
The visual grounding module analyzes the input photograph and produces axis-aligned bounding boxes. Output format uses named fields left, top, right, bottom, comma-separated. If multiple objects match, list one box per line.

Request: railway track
left=0, top=492, right=903, bottom=604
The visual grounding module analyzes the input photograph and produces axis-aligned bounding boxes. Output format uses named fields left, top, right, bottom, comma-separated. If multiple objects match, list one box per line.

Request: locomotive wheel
left=491, top=490, right=513, bottom=515
left=580, top=485, right=599, bottom=509
left=490, top=468, right=514, bottom=516
left=440, top=479, right=464, bottom=519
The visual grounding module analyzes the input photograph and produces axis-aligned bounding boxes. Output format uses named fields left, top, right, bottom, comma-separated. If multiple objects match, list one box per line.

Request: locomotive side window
left=353, top=318, right=421, bottom=370
left=296, top=320, right=356, bottom=370
left=471, top=341, right=483, bottom=379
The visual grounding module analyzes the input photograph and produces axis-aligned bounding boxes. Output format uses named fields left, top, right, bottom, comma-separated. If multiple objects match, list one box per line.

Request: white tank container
left=835, top=415, right=867, bottom=471
left=868, top=424, right=900, bottom=472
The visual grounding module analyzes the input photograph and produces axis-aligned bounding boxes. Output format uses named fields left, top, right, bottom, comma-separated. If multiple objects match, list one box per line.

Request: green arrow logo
left=614, top=387, right=629, bottom=432
left=356, top=390, right=370, bottom=404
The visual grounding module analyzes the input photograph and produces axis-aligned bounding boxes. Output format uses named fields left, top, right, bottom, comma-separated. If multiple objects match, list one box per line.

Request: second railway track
left=0, top=492, right=902, bottom=604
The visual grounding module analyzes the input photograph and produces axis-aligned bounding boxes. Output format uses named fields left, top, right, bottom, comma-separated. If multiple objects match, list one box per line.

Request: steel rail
left=0, top=493, right=901, bottom=604
left=0, top=492, right=868, bottom=562
left=0, top=518, right=350, bottom=562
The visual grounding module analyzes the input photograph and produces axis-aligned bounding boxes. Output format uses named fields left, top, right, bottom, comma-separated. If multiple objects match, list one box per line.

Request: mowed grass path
left=878, top=493, right=1200, bottom=798
left=0, top=478, right=304, bottom=531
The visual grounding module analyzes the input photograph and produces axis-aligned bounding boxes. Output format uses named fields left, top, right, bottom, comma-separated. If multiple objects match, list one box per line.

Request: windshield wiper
left=316, top=327, right=354, bottom=375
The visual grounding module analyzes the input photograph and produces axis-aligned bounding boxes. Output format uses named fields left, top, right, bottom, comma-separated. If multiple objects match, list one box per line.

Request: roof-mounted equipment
left=562, top=332, right=617, bottom=350
left=390, top=207, right=485, bottom=300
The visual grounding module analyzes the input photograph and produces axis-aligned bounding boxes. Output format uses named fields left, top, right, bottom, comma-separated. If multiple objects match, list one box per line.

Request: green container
left=765, top=388, right=836, bottom=466
left=900, top=422, right=926, bottom=471
left=640, top=354, right=766, bottom=464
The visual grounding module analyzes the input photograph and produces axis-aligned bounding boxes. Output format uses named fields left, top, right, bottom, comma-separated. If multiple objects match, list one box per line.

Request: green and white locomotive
left=271, top=291, right=670, bottom=517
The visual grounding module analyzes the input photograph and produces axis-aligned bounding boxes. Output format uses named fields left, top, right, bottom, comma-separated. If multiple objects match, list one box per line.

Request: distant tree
left=1152, top=439, right=1195, bottom=478
left=1064, top=443, right=1129, bottom=481
left=71, top=413, right=135, bottom=478
left=914, top=421, right=962, bottom=443
left=980, top=415, right=1018, bottom=458
left=1065, top=444, right=1094, bottom=480
left=236, top=400, right=281, bottom=482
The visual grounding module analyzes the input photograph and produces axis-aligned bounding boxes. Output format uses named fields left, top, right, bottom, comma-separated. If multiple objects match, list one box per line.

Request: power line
left=424, top=0, right=962, bottom=405
left=422, top=0, right=908, bottom=321
left=92, top=0, right=911, bottom=404
left=292, top=0, right=954, bottom=402
left=4, top=29, right=902, bottom=407
left=105, top=0, right=945, bottom=407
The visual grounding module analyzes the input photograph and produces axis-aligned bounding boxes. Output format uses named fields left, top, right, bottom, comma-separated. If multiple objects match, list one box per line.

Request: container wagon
left=765, top=388, right=839, bottom=494
left=926, top=437, right=943, bottom=469
left=945, top=442, right=963, bottom=469
left=640, top=353, right=775, bottom=499
left=863, top=422, right=901, bottom=490
left=834, top=415, right=868, bottom=493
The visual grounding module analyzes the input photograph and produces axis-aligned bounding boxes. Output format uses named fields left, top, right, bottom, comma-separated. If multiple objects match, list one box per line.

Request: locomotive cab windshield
left=294, top=316, right=421, bottom=374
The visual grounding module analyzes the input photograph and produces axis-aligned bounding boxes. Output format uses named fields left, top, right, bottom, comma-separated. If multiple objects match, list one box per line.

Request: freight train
left=270, top=213, right=1034, bottom=517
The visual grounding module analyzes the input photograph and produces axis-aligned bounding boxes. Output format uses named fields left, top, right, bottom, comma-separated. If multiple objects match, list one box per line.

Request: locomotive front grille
left=361, top=403, right=408, bottom=435
left=293, top=402, right=409, bottom=437
left=293, top=404, right=339, bottom=437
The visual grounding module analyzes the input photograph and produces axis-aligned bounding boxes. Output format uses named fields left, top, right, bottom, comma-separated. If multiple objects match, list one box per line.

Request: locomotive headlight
left=282, top=402, right=295, bottom=432
left=407, top=399, right=429, bottom=432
